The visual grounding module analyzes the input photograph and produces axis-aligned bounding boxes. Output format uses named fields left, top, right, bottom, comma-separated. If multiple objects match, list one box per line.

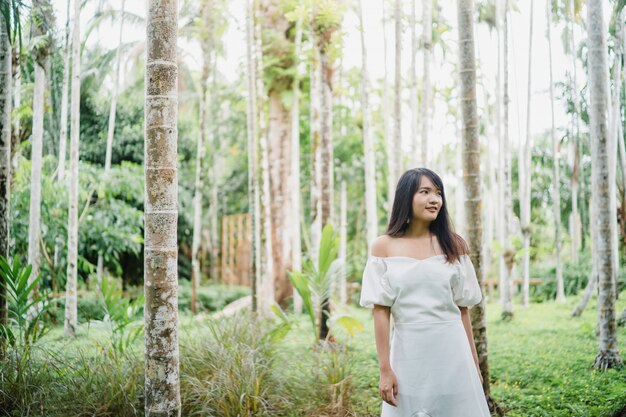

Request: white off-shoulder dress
left=360, top=254, right=490, bottom=417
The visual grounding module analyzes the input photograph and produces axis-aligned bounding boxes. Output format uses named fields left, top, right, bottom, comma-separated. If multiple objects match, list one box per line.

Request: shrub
left=177, top=281, right=250, bottom=313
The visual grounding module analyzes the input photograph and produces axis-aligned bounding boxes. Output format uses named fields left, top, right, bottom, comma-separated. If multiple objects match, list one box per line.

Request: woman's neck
left=405, top=220, right=432, bottom=238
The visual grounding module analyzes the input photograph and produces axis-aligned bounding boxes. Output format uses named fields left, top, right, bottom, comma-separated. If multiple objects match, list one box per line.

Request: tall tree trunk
left=609, top=10, right=624, bottom=296
left=547, top=0, right=565, bottom=303
left=267, top=89, right=292, bottom=305
left=98, top=0, right=126, bottom=285
left=394, top=0, right=402, bottom=178
left=58, top=0, right=71, bottom=183
left=191, top=53, right=210, bottom=315
left=500, top=0, right=514, bottom=320
left=410, top=0, right=418, bottom=168
left=587, top=0, right=623, bottom=370
left=291, top=14, right=303, bottom=313
left=421, top=0, right=432, bottom=167
left=144, top=0, right=181, bottom=414
left=358, top=0, right=377, bottom=249
left=246, top=0, right=261, bottom=312
left=316, top=2, right=339, bottom=341
left=256, top=4, right=275, bottom=314
left=65, top=0, right=81, bottom=337
left=569, top=0, right=581, bottom=261
left=28, top=0, right=52, bottom=296
left=519, top=0, right=534, bottom=307
left=0, top=10, right=12, bottom=333
left=456, top=0, right=497, bottom=410
left=339, top=179, right=347, bottom=304
left=310, top=4, right=322, bottom=265
left=382, top=0, right=394, bottom=212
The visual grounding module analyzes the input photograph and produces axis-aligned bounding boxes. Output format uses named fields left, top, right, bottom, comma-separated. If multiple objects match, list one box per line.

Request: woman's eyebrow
left=418, top=186, right=441, bottom=191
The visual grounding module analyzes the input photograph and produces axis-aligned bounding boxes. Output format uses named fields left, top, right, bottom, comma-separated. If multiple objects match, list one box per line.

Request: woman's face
left=411, top=175, right=443, bottom=223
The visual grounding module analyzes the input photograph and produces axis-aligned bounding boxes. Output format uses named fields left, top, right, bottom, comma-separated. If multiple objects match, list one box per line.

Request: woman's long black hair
left=386, top=168, right=467, bottom=263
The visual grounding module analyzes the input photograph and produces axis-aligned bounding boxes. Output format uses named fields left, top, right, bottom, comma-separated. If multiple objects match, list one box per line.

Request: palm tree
left=393, top=0, right=401, bottom=177
left=456, top=0, right=497, bottom=410
left=64, top=0, right=80, bottom=337
left=144, top=0, right=181, bottom=413
left=28, top=0, right=53, bottom=295
left=587, top=0, right=623, bottom=370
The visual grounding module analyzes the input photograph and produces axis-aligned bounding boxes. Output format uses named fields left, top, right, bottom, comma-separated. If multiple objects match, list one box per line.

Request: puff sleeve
left=359, top=257, right=396, bottom=308
left=453, top=255, right=483, bottom=307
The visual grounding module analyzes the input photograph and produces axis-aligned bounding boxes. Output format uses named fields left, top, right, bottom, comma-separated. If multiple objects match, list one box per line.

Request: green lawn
left=5, top=293, right=626, bottom=417
left=345, top=296, right=626, bottom=417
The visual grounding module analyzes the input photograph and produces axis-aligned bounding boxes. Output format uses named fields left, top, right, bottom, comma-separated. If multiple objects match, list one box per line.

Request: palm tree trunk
left=547, top=0, right=565, bottom=303
left=0, top=10, right=12, bottom=332
left=291, top=14, right=303, bottom=313
left=410, top=0, right=418, bottom=168
left=500, top=0, right=514, bottom=320
left=28, top=0, right=52, bottom=297
left=394, top=0, right=402, bottom=178
left=587, top=0, right=623, bottom=370
left=310, top=4, right=322, bottom=265
left=256, top=5, right=275, bottom=314
left=456, top=0, right=497, bottom=409
left=191, top=56, right=210, bottom=315
left=358, top=0, right=377, bottom=249
left=144, top=0, right=181, bottom=413
left=98, top=0, right=126, bottom=285
left=382, top=0, right=394, bottom=212
left=339, top=179, right=347, bottom=304
left=246, top=0, right=261, bottom=312
left=57, top=0, right=71, bottom=183
left=421, top=0, right=432, bottom=167
left=65, top=0, right=81, bottom=337
left=569, top=0, right=581, bottom=261
left=519, top=0, right=535, bottom=307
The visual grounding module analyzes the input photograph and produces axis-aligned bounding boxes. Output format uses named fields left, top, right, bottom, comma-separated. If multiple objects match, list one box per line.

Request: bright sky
left=50, top=0, right=607, bottom=171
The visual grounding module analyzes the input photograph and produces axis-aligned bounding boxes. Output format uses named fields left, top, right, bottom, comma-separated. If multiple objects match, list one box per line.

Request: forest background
left=1, top=0, right=626, bottom=416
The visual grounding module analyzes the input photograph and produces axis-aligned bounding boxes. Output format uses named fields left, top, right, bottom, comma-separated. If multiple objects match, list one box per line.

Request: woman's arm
left=459, top=306, right=483, bottom=384
left=373, top=304, right=398, bottom=406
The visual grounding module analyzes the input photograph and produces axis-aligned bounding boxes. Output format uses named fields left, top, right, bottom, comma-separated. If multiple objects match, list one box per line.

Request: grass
left=2, top=292, right=626, bottom=416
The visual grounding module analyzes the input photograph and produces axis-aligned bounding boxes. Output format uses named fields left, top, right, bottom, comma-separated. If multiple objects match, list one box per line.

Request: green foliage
left=177, top=281, right=250, bottom=313
left=99, top=277, right=144, bottom=354
left=0, top=256, right=50, bottom=348
left=180, top=314, right=287, bottom=416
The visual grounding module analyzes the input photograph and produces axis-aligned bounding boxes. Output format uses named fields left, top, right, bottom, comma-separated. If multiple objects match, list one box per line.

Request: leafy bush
left=177, top=281, right=250, bottom=313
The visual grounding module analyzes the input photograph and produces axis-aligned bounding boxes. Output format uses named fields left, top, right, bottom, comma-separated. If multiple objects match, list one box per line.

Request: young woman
left=360, top=168, right=490, bottom=417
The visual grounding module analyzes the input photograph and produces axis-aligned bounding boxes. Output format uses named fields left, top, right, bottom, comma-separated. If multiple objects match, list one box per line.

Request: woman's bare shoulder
left=370, top=235, right=393, bottom=257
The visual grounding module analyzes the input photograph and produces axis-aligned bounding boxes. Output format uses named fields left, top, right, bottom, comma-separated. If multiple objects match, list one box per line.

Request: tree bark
left=144, top=0, right=181, bottom=414
left=547, top=0, right=565, bottom=304
left=0, top=10, right=12, bottom=332
left=358, top=0, right=377, bottom=249
left=587, top=0, right=623, bottom=370
left=339, top=179, right=347, bottom=304
left=65, top=0, right=80, bottom=337
left=28, top=0, right=52, bottom=296
left=456, top=0, right=497, bottom=409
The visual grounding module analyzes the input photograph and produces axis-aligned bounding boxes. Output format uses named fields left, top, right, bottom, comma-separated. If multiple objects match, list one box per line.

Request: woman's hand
left=379, top=368, right=398, bottom=407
